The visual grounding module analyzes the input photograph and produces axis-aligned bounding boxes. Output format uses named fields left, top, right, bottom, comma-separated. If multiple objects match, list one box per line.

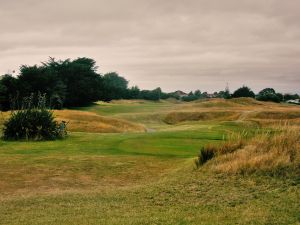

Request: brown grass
left=209, top=125, right=300, bottom=176
left=0, top=155, right=182, bottom=197
left=54, top=110, right=145, bottom=133
left=195, top=132, right=246, bottom=167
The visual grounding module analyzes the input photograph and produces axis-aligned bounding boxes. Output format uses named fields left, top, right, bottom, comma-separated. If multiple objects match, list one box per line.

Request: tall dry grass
left=207, top=124, right=300, bottom=176
left=195, top=131, right=248, bottom=167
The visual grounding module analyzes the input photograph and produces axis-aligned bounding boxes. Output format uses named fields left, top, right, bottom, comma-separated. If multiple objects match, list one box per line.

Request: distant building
left=173, top=90, right=188, bottom=98
left=207, top=93, right=218, bottom=98
left=286, top=99, right=300, bottom=105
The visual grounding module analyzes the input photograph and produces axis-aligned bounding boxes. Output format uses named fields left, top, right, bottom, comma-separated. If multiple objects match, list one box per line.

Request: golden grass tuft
left=195, top=132, right=246, bottom=167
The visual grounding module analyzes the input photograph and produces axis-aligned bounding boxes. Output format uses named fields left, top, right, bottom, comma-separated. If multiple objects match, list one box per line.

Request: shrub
left=195, top=132, right=247, bottom=168
left=195, top=146, right=215, bottom=167
left=2, top=94, right=67, bottom=141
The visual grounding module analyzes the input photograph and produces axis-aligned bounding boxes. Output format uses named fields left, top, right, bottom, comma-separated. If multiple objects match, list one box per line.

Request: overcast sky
left=1, top=0, right=299, bottom=93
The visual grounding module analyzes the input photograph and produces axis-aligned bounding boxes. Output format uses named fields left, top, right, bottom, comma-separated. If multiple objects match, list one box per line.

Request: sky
left=0, top=0, right=300, bottom=93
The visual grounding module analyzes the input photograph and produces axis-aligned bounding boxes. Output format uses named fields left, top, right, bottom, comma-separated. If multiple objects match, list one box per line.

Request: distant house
left=173, top=90, right=188, bottom=99
left=286, top=99, right=300, bottom=105
left=207, top=93, right=218, bottom=98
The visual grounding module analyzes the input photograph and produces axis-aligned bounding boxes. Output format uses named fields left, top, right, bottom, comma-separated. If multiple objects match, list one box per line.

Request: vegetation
left=209, top=125, right=300, bottom=177
left=232, top=85, right=255, bottom=98
left=0, top=98, right=299, bottom=224
left=256, top=88, right=283, bottom=103
left=3, top=94, right=67, bottom=140
left=284, top=93, right=300, bottom=101
left=0, top=58, right=170, bottom=109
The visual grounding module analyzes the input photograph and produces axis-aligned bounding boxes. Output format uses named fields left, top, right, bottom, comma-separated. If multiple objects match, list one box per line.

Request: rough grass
left=204, top=126, right=300, bottom=177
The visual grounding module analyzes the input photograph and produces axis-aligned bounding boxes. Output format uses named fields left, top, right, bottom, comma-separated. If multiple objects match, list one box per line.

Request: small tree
left=232, top=86, right=255, bottom=98
left=223, top=84, right=231, bottom=99
left=3, top=93, right=67, bottom=141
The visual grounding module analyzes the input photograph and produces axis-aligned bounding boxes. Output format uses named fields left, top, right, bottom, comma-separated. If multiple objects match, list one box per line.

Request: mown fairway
left=0, top=99, right=299, bottom=225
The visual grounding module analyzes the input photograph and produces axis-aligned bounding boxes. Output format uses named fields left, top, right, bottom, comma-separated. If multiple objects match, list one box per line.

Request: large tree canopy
left=0, top=74, right=19, bottom=110
left=0, top=58, right=104, bottom=109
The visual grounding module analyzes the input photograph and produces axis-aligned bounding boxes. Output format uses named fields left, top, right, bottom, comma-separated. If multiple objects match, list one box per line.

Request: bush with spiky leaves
left=3, top=93, right=67, bottom=141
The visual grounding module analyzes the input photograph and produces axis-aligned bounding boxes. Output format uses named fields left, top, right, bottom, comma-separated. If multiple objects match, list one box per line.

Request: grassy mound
left=164, top=111, right=240, bottom=124
left=191, top=98, right=243, bottom=108
left=54, top=110, right=145, bottom=133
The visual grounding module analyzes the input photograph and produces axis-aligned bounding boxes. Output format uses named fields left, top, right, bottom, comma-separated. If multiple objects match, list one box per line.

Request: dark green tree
left=126, top=86, right=140, bottom=99
left=232, top=86, right=255, bottom=98
left=0, top=74, right=19, bottom=110
left=256, top=88, right=281, bottom=103
left=194, top=90, right=202, bottom=98
left=102, top=72, right=128, bottom=101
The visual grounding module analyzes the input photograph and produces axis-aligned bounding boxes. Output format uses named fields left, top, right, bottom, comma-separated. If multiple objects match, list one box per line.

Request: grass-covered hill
left=0, top=98, right=299, bottom=225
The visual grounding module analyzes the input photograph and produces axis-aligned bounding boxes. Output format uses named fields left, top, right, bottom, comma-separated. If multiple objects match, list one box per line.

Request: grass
left=0, top=98, right=300, bottom=224
left=209, top=125, right=300, bottom=177
left=54, top=110, right=146, bottom=133
left=164, top=110, right=241, bottom=124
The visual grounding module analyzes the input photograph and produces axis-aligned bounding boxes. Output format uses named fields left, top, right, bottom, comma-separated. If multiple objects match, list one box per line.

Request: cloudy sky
left=1, top=0, right=299, bottom=93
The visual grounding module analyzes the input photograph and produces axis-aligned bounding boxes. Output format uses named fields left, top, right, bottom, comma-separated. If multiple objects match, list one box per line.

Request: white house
left=286, top=99, right=300, bottom=105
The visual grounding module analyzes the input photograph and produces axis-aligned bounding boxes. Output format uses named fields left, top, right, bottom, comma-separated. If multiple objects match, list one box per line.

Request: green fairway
left=0, top=99, right=299, bottom=225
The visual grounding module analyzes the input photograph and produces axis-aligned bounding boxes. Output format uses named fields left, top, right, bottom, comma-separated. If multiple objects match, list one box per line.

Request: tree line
left=0, top=57, right=299, bottom=110
left=182, top=86, right=299, bottom=103
left=0, top=57, right=169, bottom=110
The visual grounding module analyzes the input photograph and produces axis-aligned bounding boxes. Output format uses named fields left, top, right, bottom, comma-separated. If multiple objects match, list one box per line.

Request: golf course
left=0, top=98, right=299, bottom=225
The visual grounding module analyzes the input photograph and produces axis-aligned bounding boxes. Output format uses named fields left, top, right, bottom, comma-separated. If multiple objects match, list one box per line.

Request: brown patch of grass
left=54, top=110, right=146, bottom=133
left=0, top=155, right=182, bottom=197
